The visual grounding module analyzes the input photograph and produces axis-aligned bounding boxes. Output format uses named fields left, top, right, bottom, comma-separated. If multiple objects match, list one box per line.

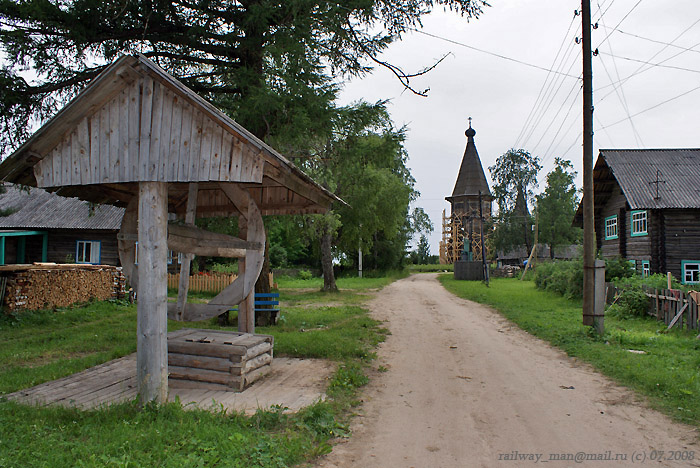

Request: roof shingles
left=0, top=184, right=123, bottom=230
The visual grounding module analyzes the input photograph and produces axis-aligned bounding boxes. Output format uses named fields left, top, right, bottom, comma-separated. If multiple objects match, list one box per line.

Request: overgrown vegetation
left=534, top=256, right=646, bottom=299
left=0, top=277, right=393, bottom=467
left=440, top=276, right=700, bottom=426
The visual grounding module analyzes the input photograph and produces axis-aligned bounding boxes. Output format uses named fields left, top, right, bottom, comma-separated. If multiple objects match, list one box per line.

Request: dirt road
left=315, top=274, right=699, bottom=468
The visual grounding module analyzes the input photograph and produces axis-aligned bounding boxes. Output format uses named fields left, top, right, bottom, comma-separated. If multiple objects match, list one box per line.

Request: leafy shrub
left=607, top=287, right=649, bottom=318
left=613, top=273, right=683, bottom=291
left=534, top=259, right=583, bottom=299
left=209, top=262, right=238, bottom=274
left=297, top=269, right=313, bottom=280
left=604, top=256, right=635, bottom=282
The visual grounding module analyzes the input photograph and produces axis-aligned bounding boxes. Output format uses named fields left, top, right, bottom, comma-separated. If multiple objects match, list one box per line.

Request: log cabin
left=574, top=149, right=700, bottom=285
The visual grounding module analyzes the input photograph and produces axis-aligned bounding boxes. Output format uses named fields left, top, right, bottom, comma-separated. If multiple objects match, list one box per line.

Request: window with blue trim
left=76, top=240, right=101, bottom=264
left=631, top=210, right=648, bottom=236
left=604, top=215, right=618, bottom=240
left=682, top=261, right=700, bottom=284
left=641, top=260, right=650, bottom=277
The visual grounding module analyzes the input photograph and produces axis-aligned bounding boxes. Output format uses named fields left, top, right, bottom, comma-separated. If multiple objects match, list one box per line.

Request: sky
left=339, top=0, right=700, bottom=255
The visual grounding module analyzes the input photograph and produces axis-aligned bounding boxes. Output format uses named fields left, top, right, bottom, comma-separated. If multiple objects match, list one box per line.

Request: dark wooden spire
left=448, top=121, right=492, bottom=199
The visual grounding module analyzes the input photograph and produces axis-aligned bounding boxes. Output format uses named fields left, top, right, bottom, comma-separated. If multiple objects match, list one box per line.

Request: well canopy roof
left=0, top=54, right=341, bottom=217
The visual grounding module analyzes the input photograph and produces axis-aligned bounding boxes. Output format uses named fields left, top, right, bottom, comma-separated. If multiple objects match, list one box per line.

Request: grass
left=0, top=276, right=394, bottom=467
left=439, top=276, right=700, bottom=426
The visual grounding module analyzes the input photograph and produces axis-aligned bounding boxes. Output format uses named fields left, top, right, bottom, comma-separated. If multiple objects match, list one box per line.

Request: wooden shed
left=0, top=54, right=340, bottom=403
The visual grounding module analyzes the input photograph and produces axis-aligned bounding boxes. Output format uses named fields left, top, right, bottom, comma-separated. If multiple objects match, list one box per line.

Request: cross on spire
left=468, top=116, right=472, bottom=128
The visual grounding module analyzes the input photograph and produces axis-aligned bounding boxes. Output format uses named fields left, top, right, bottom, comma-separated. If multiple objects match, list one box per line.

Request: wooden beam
left=137, top=181, right=168, bottom=405
left=167, top=302, right=231, bottom=322
left=176, top=183, right=198, bottom=321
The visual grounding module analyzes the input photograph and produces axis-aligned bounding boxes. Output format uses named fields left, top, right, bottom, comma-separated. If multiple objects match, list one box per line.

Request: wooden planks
left=168, top=329, right=274, bottom=391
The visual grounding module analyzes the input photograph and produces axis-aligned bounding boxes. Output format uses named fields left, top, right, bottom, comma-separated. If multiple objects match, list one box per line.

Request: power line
left=513, top=13, right=579, bottom=148
left=616, top=29, right=700, bottom=54
left=597, top=84, right=700, bottom=131
left=595, top=1, right=644, bottom=146
left=407, top=27, right=580, bottom=79
left=595, top=16, right=700, bottom=104
left=597, top=50, right=700, bottom=74
left=540, top=86, right=583, bottom=165
left=595, top=0, right=644, bottom=49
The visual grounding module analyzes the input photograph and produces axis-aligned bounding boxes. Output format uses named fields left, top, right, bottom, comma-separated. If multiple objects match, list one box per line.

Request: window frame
left=682, top=261, right=700, bottom=285
left=76, top=240, right=101, bottom=264
left=630, top=210, right=648, bottom=237
left=641, top=260, right=650, bottom=278
left=604, top=215, right=618, bottom=240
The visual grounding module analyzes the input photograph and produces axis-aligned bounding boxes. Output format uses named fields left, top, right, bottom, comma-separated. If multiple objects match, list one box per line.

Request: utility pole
left=581, top=0, right=598, bottom=331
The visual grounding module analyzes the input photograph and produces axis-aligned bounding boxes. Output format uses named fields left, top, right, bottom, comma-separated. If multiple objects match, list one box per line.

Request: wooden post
left=137, top=181, right=168, bottom=405
left=237, top=214, right=252, bottom=333
left=176, top=183, right=198, bottom=320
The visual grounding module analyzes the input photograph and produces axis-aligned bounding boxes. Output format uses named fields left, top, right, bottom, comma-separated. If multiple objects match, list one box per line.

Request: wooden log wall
left=661, top=209, right=700, bottom=281
left=0, top=265, right=126, bottom=312
left=167, top=329, right=273, bottom=391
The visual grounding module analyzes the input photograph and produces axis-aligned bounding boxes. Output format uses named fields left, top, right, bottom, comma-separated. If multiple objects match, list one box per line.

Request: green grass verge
left=0, top=277, right=393, bottom=467
left=439, top=276, right=700, bottom=426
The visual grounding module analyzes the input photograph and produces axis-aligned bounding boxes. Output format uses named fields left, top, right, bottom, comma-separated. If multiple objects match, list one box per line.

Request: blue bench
left=230, top=292, right=280, bottom=324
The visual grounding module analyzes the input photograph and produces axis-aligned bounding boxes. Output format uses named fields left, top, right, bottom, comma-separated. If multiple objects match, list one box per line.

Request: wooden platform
left=5, top=355, right=334, bottom=414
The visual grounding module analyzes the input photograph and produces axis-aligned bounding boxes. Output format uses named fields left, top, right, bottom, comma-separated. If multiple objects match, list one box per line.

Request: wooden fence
left=167, top=272, right=275, bottom=293
left=605, top=283, right=700, bottom=331
left=167, top=273, right=236, bottom=293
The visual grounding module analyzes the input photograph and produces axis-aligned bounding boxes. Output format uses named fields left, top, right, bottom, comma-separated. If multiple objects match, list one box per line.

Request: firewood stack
left=0, top=264, right=127, bottom=313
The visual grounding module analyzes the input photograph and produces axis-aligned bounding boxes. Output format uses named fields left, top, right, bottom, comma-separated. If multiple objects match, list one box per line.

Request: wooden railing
left=606, top=283, right=700, bottom=331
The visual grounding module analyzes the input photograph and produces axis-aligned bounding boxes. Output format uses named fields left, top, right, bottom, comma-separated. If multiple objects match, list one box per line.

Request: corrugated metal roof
left=0, top=184, right=123, bottom=230
left=602, top=149, right=700, bottom=209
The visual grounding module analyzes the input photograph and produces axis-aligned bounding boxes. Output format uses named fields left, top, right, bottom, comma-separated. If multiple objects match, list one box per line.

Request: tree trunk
left=320, top=226, right=337, bottom=292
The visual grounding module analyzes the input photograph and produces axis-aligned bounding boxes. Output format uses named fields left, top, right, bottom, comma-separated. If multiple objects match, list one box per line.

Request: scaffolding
left=439, top=209, right=489, bottom=265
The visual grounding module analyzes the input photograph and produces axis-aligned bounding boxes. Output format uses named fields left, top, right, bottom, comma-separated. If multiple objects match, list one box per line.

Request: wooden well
left=168, top=329, right=273, bottom=391
left=0, top=54, right=342, bottom=404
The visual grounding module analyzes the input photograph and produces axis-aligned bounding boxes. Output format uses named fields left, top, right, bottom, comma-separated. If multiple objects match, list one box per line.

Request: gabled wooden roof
left=445, top=125, right=492, bottom=203
left=0, top=55, right=341, bottom=216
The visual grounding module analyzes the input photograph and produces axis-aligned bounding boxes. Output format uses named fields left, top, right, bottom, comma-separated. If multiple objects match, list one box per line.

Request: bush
left=297, top=269, right=313, bottom=280
left=534, top=259, right=583, bottom=299
left=605, top=256, right=635, bottom=282
left=607, top=287, right=649, bottom=318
